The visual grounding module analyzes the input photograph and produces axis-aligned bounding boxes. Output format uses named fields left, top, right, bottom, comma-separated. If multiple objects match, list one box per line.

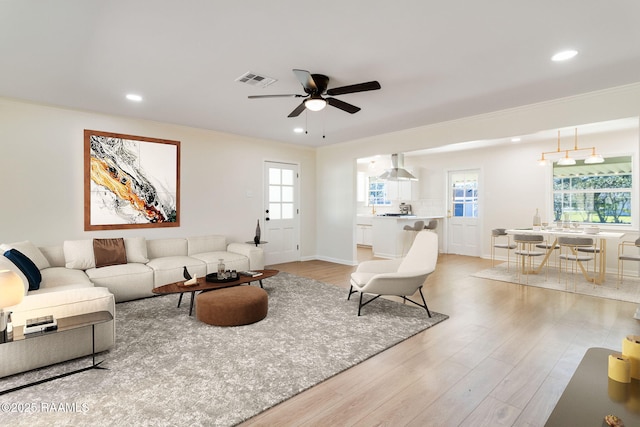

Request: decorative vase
left=217, top=259, right=226, bottom=280
left=254, top=219, right=261, bottom=245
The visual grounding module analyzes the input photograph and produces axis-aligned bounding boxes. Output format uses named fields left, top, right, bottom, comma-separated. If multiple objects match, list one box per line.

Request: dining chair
left=558, top=236, right=594, bottom=291
left=513, top=234, right=546, bottom=284
left=535, top=240, right=560, bottom=267
left=576, top=240, right=602, bottom=277
left=618, top=236, right=640, bottom=287
left=491, top=229, right=516, bottom=270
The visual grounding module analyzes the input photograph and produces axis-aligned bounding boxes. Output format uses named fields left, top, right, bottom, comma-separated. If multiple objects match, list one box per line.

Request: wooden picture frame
left=84, top=130, right=180, bottom=231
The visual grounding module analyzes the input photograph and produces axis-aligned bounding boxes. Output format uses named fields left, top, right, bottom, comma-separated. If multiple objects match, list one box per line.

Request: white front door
left=263, top=162, right=300, bottom=265
left=447, top=170, right=480, bottom=256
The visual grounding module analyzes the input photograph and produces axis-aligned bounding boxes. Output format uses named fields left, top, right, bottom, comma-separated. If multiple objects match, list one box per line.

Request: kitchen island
left=369, top=215, right=443, bottom=258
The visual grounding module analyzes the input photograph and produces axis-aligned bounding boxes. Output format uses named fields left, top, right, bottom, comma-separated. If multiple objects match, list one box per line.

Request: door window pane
left=269, top=186, right=281, bottom=202
left=282, top=186, right=293, bottom=202
left=269, top=168, right=281, bottom=185
left=269, top=203, right=281, bottom=220
left=282, top=203, right=294, bottom=219
left=282, top=169, right=294, bottom=185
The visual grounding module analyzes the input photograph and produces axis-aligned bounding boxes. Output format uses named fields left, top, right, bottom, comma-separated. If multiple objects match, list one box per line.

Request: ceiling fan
left=248, top=69, right=381, bottom=117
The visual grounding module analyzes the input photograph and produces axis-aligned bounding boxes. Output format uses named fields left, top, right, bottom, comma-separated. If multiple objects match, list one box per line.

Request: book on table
left=24, top=315, right=58, bottom=334
left=239, top=271, right=262, bottom=277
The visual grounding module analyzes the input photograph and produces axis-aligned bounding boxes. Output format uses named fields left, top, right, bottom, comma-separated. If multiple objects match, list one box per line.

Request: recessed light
left=551, top=50, right=578, bottom=62
left=126, top=94, right=143, bottom=102
left=511, top=137, right=521, bottom=142
left=293, top=127, right=304, bottom=134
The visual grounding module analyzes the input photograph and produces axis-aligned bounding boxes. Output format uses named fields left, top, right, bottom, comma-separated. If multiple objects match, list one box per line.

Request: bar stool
left=558, top=236, right=594, bottom=291
left=403, top=220, right=425, bottom=255
left=513, top=234, right=546, bottom=284
left=491, top=229, right=516, bottom=270
left=424, top=219, right=438, bottom=231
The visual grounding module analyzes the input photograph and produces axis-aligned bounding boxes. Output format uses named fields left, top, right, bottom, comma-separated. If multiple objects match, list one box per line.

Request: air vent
left=235, top=71, right=277, bottom=88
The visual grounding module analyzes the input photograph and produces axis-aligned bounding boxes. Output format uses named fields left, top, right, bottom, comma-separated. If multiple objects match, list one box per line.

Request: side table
left=0, top=310, right=113, bottom=395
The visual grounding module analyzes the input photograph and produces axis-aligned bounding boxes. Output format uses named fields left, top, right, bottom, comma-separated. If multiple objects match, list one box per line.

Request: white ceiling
left=2, top=1, right=640, bottom=147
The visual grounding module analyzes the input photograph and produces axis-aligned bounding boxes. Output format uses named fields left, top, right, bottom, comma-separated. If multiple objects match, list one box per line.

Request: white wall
left=316, top=83, right=640, bottom=265
left=0, top=98, right=317, bottom=257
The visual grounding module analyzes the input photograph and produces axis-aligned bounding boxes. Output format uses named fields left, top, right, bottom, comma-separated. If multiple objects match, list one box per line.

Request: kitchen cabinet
left=356, top=215, right=373, bottom=246
left=357, top=225, right=373, bottom=246
left=386, top=180, right=413, bottom=201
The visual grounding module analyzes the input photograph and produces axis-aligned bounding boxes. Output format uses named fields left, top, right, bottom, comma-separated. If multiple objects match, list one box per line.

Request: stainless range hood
left=378, top=153, right=418, bottom=181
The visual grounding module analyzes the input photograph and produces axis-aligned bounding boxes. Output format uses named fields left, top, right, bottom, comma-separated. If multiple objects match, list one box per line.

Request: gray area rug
left=0, top=272, right=447, bottom=426
left=474, top=263, right=640, bottom=303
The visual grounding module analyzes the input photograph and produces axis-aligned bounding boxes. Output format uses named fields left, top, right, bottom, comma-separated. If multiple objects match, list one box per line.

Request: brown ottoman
left=196, top=286, right=268, bottom=326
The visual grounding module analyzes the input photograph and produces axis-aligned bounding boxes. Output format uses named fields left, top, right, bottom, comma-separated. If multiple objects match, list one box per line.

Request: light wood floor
left=240, top=248, right=640, bottom=426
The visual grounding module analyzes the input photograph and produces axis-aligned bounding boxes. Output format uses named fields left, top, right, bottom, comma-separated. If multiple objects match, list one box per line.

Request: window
left=367, top=178, right=391, bottom=206
left=552, top=156, right=633, bottom=224
left=451, top=172, right=478, bottom=217
left=268, top=167, right=295, bottom=220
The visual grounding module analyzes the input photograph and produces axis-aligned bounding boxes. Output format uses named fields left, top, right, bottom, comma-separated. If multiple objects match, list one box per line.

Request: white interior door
left=263, top=162, right=299, bottom=265
left=447, top=170, right=480, bottom=256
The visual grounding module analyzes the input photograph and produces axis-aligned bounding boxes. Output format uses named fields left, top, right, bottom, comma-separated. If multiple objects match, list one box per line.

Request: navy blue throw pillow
left=4, top=248, right=40, bottom=291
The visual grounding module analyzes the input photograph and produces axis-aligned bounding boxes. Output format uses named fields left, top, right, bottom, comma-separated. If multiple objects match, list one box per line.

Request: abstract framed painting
left=84, top=130, right=180, bottom=231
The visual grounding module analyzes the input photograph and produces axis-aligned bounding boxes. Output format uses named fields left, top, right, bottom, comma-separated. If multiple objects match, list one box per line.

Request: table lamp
left=0, top=270, right=24, bottom=343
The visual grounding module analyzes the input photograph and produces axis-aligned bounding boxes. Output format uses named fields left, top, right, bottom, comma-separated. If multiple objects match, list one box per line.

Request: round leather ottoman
left=196, top=286, right=268, bottom=326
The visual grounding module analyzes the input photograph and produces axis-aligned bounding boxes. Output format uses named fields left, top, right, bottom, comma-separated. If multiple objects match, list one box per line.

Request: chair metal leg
left=347, top=285, right=357, bottom=300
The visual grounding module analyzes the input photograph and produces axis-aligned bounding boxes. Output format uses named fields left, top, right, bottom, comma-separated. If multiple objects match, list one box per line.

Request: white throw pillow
left=63, top=239, right=95, bottom=270
left=0, top=240, right=51, bottom=270
left=124, top=237, right=149, bottom=263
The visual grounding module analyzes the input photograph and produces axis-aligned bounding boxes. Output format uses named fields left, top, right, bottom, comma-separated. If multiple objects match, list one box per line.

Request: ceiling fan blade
left=248, top=94, right=302, bottom=99
left=326, top=81, right=381, bottom=96
left=287, top=101, right=307, bottom=118
left=293, top=69, right=317, bottom=93
left=327, top=97, right=361, bottom=114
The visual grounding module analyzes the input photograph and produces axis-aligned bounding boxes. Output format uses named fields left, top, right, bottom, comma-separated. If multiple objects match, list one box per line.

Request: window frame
left=549, top=154, right=637, bottom=228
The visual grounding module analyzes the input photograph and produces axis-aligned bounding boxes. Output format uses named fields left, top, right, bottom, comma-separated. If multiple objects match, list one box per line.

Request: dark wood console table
left=0, top=310, right=113, bottom=395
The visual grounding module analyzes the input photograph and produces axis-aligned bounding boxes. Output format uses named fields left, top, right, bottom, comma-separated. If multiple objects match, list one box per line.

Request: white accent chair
left=348, top=230, right=438, bottom=316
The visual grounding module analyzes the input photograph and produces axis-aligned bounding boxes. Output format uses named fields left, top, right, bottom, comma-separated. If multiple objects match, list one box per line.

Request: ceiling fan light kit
left=249, top=69, right=381, bottom=118
left=304, top=96, right=327, bottom=111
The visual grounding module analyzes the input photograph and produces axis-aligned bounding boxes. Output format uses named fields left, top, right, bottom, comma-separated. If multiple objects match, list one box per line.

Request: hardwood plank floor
left=239, top=249, right=640, bottom=426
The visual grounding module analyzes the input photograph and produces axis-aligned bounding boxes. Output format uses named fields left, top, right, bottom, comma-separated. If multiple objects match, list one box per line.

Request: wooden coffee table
left=152, top=269, right=279, bottom=316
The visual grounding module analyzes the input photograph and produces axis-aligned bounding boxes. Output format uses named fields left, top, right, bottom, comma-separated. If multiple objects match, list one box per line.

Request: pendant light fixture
left=538, top=128, right=605, bottom=166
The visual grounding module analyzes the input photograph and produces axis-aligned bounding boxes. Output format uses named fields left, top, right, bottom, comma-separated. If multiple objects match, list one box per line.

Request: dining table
left=506, top=228, right=625, bottom=285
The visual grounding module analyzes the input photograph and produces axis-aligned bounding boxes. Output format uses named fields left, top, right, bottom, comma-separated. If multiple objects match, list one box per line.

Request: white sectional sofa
left=0, top=235, right=264, bottom=378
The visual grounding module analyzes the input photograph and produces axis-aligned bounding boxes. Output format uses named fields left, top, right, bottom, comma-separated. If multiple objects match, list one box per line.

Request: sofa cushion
left=0, top=240, right=50, bottom=270
left=86, top=263, right=154, bottom=302
left=146, top=256, right=206, bottom=287
left=93, top=238, right=127, bottom=268
left=191, top=251, right=250, bottom=274
left=4, top=249, right=42, bottom=291
left=187, top=235, right=226, bottom=256
left=39, top=266, right=93, bottom=291
left=7, top=286, right=115, bottom=327
left=147, top=238, right=188, bottom=259
left=63, top=239, right=95, bottom=270
left=124, top=237, right=149, bottom=263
